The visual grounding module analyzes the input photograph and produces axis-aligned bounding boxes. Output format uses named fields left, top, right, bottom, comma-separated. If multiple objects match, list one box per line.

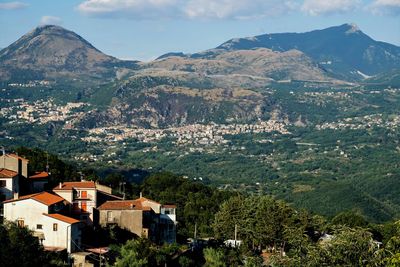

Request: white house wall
left=42, top=215, right=80, bottom=253
left=4, top=198, right=48, bottom=226
left=0, top=177, right=19, bottom=200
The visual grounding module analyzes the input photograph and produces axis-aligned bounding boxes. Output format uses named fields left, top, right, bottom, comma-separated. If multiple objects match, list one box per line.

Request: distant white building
left=3, top=191, right=82, bottom=253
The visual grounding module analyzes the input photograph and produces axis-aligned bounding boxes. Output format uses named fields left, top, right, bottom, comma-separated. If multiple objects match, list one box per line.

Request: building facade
left=3, top=191, right=82, bottom=253
left=98, top=196, right=177, bottom=243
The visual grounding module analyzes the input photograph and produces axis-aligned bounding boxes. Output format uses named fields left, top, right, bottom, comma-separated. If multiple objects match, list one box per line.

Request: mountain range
left=1, top=23, right=399, bottom=128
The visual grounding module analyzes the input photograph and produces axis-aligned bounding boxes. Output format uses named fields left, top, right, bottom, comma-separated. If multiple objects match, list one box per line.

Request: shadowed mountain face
left=209, top=24, right=400, bottom=80
left=0, top=25, right=136, bottom=81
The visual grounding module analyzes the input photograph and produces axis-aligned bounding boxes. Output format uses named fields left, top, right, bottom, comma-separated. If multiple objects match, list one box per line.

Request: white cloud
left=184, top=0, right=297, bottom=20
left=0, top=1, right=28, bottom=10
left=369, top=0, right=400, bottom=15
left=77, top=0, right=298, bottom=20
left=301, top=0, right=361, bottom=15
left=40, top=16, right=63, bottom=26
left=77, top=0, right=180, bottom=19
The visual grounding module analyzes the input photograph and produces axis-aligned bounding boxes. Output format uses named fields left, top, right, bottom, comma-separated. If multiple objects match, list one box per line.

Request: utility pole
left=194, top=222, right=197, bottom=240
left=234, top=224, right=237, bottom=247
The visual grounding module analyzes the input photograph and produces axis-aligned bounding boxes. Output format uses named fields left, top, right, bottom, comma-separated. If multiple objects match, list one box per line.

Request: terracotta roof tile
left=29, top=171, right=49, bottom=179
left=33, top=192, right=65, bottom=206
left=136, top=197, right=160, bottom=205
left=0, top=168, right=18, bottom=178
left=163, top=204, right=177, bottom=208
left=3, top=193, right=39, bottom=203
left=43, top=213, right=80, bottom=224
left=3, top=192, right=65, bottom=206
left=53, top=181, right=96, bottom=190
left=98, top=200, right=151, bottom=211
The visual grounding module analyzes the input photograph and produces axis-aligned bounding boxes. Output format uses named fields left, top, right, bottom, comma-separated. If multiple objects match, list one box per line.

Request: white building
left=0, top=168, right=19, bottom=201
left=53, top=181, right=118, bottom=225
left=3, top=191, right=82, bottom=253
left=53, top=181, right=98, bottom=225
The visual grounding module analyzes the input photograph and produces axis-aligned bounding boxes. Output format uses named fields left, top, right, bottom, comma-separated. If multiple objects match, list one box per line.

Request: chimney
left=59, top=182, right=62, bottom=189
left=13, top=192, right=19, bottom=200
left=140, top=192, right=143, bottom=198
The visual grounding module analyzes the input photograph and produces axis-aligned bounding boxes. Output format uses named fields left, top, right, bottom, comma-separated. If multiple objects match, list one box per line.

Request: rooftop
left=98, top=199, right=152, bottom=211
left=29, top=171, right=49, bottom=179
left=43, top=213, right=80, bottom=224
left=54, top=181, right=96, bottom=190
left=3, top=191, right=65, bottom=206
left=0, top=168, right=18, bottom=178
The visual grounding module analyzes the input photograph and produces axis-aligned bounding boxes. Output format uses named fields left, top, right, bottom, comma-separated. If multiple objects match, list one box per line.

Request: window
left=0, top=180, right=6, bottom=188
left=17, top=220, right=24, bottom=228
left=36, top=224, right=43, bottom=230
left=81, top=191, right=87, bottom=198
left=107, top=211, right=113, bottom=222
left=53, top=223, right=58, bottom=231
left=81, top=201, right=87, bottom=212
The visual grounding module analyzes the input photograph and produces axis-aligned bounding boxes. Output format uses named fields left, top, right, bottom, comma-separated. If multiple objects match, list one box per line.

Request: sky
left=0, top=0, right=399, bottom=61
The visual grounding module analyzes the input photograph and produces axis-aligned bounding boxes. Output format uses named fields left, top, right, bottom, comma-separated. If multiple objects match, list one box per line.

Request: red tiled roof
left=3, top=193, right=38, bottom=203
left=53, top=181, right=96, bottom=190
left=163, top=204, right=177, bottom=208
left=136, top=197, right=160, bottom=205
left=33, top=192, right=65, bottom=206
left=29, top=171, right=49, bottom=179
left=43, top=213, right=80, bottom=224
left=6, top=153, right=29, bottom=162
left=0, top=168, right=18, bottom=178
left=98, top=200, right=151, bottom=211
left=3, top=192, right=65, bottom=206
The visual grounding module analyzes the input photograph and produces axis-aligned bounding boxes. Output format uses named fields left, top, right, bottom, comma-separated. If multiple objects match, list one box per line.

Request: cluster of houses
left=0, top=151, right=177, bottom=258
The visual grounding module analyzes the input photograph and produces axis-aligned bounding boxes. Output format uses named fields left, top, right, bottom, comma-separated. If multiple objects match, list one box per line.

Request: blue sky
left=0, top=0, right=399, bottom=61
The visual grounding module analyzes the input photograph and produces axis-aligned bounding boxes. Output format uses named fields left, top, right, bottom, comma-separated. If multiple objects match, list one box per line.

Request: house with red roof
left=53, top=181, right=121, bottom=225
left=3, top=191, right=81, bottom=253
left=98, top=194, right=177, bottom=243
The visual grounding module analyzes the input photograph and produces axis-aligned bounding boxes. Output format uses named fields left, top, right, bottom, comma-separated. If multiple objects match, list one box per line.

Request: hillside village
left=0, top=150, right=177, bottom=266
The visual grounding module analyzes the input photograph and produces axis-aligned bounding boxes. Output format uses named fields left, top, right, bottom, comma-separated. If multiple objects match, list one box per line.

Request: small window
left=37, top=224, right=43, bottom=230
left=17, top=220, right=24, bottom=228
left=0, top=180, right=6, bottom=188
left=53, top=223, right=58, bottom=231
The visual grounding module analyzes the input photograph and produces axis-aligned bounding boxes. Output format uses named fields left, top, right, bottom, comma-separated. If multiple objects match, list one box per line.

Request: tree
left=114, top=239, right=153, bottom=267
left=203, top=248, right=226, bottom=267
left=0, top=221, right=65, bottom=267
left=331, top=210, right=369, bottom=228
